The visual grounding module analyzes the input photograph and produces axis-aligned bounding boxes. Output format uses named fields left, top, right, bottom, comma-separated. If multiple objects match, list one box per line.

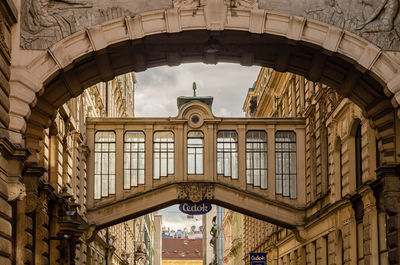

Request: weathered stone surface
left=20, top=0, right=173, bottom=49
left=20, top=0, right=400, bottom=50
left=259, top=0, right=400, bottom=50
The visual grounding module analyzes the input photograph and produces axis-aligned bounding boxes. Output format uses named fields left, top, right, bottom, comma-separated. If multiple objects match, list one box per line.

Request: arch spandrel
left=20, top=0, right=400, bottom=51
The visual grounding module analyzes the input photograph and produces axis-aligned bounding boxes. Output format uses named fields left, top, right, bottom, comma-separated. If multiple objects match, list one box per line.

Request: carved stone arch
left=178, top=101, right=215, bottom=120
left=6, top=6, right=399, bottom=167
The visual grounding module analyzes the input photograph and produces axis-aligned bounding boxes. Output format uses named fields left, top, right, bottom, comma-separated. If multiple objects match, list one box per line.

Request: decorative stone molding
left=7, top=180, right=26, bottom=201
left=177, top=183, right=215, bottom=202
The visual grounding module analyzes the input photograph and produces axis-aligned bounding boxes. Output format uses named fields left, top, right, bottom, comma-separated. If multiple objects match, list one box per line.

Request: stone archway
left=10, top=8, right=400, bottom=165
left=5, top=1, right=400, bottom=264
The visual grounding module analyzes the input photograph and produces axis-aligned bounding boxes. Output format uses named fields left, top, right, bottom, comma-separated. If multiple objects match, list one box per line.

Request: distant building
left=162, top=238, right=203, bottom=265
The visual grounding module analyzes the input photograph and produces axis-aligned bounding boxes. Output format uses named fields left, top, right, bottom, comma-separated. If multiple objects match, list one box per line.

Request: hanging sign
left=250, top=253, right=267, bottom=265
left=179, top=202, right=212, bottom=215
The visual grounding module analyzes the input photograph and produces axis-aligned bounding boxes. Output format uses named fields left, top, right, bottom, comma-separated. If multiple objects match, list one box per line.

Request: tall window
left=355, top=124, right=362, bottom=189
left=153, top=131, right=174, bottom=179
left=124, top=131, right=145, bottom=189
left=217, top=131, right=238, bottom=179
left=94, top=131, right=116, bottom=199
left=188, top=131, right=204, bottom=174
left=246, top=131, right=267, bottom=189
left=275, top=131, right=296, bottom=199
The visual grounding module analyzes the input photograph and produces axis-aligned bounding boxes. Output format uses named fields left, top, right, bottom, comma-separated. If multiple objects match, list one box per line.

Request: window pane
left=168, top=153, right=174, bottom=174
left=124, top=170, right=130, bottom=189
left=188, top=153, right=195, bottom=174
left=138, top=170, right=145, bottom=184
left=96, top=131, right=115, bottom=142
left=232, top=152, right=238, bottom=179
left=95, top=153, right=101, bottom=174
left=131, top=170, right=138, bottom=187
left=196, top=153, right=203, bottom=174
left=109, top=153, right=115, bottom=175
left=261, top=169, right=267, bottom=189
left=217, top=153, right=223, bottom=174
left=102, top=175, right=108, bottom=197
left=109, top=175, right=115, bottom=194
left=95, top=175, right=101, bottom=199
left=154, top=154, right=160, bottom=179
left=275, top=131, right=296, bottom=197
left=95, top=131, right=116, bottom=198
left=217, top=131, right=238, bottom=179
left=161, top=153, right=167, bottom=176
left=154, top=131, right=174, bottom=178
left=254, top=170, right=260, bottom=186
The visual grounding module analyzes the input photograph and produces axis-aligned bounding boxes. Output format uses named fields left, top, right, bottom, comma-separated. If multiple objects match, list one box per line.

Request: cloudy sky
left=135, top=63, right=260, bottom=117
left=136, top=63, right=261, bottom=231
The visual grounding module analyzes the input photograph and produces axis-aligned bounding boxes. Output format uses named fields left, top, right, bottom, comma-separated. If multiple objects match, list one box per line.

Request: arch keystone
left=204, top=0, right=227, bottom=31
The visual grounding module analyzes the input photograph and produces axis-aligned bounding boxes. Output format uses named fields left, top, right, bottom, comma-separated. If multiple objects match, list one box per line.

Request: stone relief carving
left=7, top=181, right=26, bottom=201
left=305, top=0, right=345, bottom=29
left=227, top=0, right=259, bottom=9
left=21, top=0, right=173, bottom=49
left=19, top=0, right=400, bottom=50
left=357, top=0, right=398, bottom=33
left=173, top=0, right=200, bottom=8
left=178, top=183, right=215, bottom=202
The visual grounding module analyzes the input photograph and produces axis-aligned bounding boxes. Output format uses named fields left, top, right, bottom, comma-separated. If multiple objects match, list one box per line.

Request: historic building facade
left=241, top=68, right=389, bottom=265
left=1, top=0, right=400, bottom=265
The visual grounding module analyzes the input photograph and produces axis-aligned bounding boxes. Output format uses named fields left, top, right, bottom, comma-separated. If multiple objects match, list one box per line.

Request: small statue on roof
left=193, top=82, right=197, bottom=97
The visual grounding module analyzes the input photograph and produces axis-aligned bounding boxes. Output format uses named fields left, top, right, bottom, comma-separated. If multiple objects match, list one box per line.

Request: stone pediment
left=176, top=101, right=216, bottom=128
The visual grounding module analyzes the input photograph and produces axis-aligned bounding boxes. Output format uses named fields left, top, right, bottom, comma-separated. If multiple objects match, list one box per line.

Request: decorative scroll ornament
left=178, top=183, right=215, bottom=202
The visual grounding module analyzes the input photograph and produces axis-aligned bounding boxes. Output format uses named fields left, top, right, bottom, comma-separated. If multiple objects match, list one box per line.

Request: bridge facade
left=86, top=100, right=306, bottom=229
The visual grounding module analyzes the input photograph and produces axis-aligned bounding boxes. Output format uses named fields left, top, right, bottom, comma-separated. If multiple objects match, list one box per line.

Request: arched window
left=275, top=131, right=296, bottom=199
left=187, top=131, right=204, bottom=174
left=153, top=131, right=174, bottom=179
left=124, top=131, right=145, bottom=189
left=217, top=131, right=238, bottom=179
left=94, top=131, right=116, bottom=199
left=355, top=124, right=362, bottom=190
left=246, top=131, right=267, bottom=189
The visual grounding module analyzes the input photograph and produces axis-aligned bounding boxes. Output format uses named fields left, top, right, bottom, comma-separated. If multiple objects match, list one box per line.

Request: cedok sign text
left=250, top=253, right=267, bottom=265
left=179, top=202, right=212, bottom=215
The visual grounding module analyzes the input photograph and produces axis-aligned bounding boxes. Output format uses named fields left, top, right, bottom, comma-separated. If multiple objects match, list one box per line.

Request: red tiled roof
left=162, top=238, right=203, bottom=260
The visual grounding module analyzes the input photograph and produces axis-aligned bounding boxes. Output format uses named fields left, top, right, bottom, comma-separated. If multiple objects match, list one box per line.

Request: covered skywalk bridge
left=86, top=97, right=306, bottom=230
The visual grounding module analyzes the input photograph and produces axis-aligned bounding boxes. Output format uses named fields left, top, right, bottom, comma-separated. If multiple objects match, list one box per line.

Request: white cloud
left=158, top=205, right=202, bottom=231
left=135, top=63, right=260, bottom=117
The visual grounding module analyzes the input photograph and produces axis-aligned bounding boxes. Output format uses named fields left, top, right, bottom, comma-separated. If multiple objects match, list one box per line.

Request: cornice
left=0, top=135, right=31, bottom=161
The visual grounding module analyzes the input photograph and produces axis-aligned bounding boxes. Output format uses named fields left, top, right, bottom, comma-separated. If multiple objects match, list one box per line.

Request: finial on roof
left=192, top=82, right=197, bottom=97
